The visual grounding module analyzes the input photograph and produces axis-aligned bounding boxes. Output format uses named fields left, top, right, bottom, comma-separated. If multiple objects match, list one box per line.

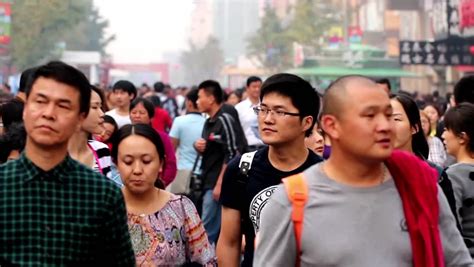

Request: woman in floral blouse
left=112, top=123, right=216, bottom=266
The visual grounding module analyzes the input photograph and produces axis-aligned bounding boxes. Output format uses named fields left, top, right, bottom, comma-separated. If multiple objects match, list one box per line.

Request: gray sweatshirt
left=446, top=163, right=474, bottom=258
left=254, top=163, right=473, bottom=267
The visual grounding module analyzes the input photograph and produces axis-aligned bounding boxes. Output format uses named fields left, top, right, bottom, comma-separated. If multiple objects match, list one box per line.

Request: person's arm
left=157, top=132, right=178, bottom=186
left=217, top=207, right=242, bottom=267
left=437, top=185, right=473, bottom=266
left=253, top=185, right=296, bottom=267
left=171, top=137, right=179, bottom=151
left=446, top=169, right=466, bottom=225
left=101, top=187, right=135, bottom=266
left=168, top=119, right=180, bottom=151
left=213, top=163, right=226, bottom=200
left=181, top=196, right=217, bottom=266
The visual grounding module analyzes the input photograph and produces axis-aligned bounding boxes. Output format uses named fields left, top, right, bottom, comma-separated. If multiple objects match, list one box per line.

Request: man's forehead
left=343, top=86, right=390, bottom=107
left=30, top=77, right=79, bottom=100
left=261, top=92, right=293, bottom=105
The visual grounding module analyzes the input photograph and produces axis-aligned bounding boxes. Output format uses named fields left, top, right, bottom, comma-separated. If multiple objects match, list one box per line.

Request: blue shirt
left=169, top=113, right=205, bottom=170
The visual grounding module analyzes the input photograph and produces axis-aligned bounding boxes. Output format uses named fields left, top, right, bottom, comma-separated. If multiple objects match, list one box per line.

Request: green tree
left=246, top=6, right=289, bottom=72
left=10, top=0, right=90, bottom=70
left=61, top=2, right=115, bottom=54
left=247, top=1, right=340, bottom=71
left=180, top=36, right=224, bottom=85
left=285, top=0, right=339, bottom=49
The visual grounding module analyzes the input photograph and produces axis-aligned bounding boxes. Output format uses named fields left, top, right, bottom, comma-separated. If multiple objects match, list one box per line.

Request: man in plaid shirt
left=0, top=61, right=135, bottom=266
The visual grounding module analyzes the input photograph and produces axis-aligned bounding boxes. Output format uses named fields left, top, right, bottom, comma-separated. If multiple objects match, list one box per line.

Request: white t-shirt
left=235, top=99, right=262, bottom=146
left=105, top=109, right=131, bottom=129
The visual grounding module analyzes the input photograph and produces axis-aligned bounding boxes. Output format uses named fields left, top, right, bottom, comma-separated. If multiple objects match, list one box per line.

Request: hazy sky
left=93, top=0, right=194, bottom=63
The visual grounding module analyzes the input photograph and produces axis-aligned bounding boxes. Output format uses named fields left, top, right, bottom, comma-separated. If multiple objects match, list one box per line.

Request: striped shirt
left=0, top=153, right=135, bottom=266
left=88, top=139, right=112, bottom=179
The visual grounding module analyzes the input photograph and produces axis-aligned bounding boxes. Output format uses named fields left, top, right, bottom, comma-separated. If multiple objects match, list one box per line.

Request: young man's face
left=325, top=84, right=394, bottom=162
left=23, top=77, right=85, bottom=148
left=113, top=89, right=133, bottom=108
left=247, top=81, right=262, bottom=100
left=196, top=89, right=214, bottom=114
left=258, top=92, right=311, bottom=146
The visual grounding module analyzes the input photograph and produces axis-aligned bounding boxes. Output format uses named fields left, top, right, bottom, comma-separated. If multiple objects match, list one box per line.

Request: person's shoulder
left=446, top=162, right=474, bottom=175
left=307, top=150, right=324, bottom=164
left=171, top=115, right=185, bottom=125
left=0, top=158, right=20, bottom=176
left=226, top=153, right=243, bottom=172
left=105, top=109, right=116, bottom=115
left=235, top=99, right=250, bottom=110
left=88, top=139, right=110, bottom=151
left=70, top=160, right=118, bottom=187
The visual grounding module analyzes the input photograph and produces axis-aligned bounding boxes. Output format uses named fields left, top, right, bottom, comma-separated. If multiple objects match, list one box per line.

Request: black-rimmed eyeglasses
left=253, top=106, right=300, bottom=118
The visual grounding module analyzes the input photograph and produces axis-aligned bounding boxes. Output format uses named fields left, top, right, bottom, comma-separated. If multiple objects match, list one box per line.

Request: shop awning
left=287, top=66, right=421, bottom=78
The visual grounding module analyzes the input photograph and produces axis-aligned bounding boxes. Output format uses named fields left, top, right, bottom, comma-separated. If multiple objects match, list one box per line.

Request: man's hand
left=194, top=138, right=207, bottom=153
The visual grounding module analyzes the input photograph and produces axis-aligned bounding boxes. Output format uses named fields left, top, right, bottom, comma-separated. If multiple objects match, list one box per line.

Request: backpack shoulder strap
left=239, top=150, right=257, bottom=175
left=282, top=173, right=308, bottom=267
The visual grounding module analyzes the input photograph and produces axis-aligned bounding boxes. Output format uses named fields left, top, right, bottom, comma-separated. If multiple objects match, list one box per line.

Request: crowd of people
left=0, top=60, right=474, bottom=266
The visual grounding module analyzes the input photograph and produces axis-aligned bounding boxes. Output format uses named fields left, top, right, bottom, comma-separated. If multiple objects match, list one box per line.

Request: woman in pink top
left=129, top=97, right=178, bottom=186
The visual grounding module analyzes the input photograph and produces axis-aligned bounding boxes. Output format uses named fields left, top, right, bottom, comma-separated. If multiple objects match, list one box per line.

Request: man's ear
left=320, top=114, right=340, bottom=140
left=301, top=116, right=313, bottom=134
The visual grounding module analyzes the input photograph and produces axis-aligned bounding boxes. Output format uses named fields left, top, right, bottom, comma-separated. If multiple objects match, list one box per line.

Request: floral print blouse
left=128, top=194, right=216, bottom=266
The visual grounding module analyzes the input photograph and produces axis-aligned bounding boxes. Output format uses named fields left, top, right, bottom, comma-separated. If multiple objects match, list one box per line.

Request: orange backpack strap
left=282, top=173, right=308, bottom=267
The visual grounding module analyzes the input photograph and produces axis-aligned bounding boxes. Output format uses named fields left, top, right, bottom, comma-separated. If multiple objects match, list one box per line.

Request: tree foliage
left=247, top=0, right=340, bottom=71
left=10, top=0, right=112, bottom=70
left=62, top=2, right=115, bottom=54
left=180, top=36, right=224, bottom=85
left=246, top=7, right=288, bottom=72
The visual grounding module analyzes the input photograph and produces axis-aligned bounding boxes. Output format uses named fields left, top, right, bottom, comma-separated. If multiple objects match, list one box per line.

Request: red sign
left=0, top=2, right=11, bottom=45
left=461, top=0, right=474, bottom=29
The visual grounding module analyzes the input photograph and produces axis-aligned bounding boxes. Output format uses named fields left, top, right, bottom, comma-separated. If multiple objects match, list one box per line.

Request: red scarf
left=385, top=150, right=445, bottom=267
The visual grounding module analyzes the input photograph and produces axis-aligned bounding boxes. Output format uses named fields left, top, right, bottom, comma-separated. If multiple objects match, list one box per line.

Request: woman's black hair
left=444, top=103, right=474, bottom=154
left=111, top=124, right=166, bottom=189
left=91, top=85, right=109, bottom=112
left=130, top=97, right=155, bottom=119
left=0, top=122, right=27, bottom=163
left=391, top=94, right=429, bottom=159
left=146, top=95, right=161, bottom=108
left=102, top=115, right=119, bottom=143
left=0, top=99, right=24, bottom=132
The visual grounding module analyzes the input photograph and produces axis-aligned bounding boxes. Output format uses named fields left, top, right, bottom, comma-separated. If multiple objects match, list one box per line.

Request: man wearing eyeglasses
left=217, top=73, right=323, bottom=267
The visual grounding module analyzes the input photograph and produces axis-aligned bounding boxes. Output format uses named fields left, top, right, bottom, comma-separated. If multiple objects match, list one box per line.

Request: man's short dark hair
left=186, top=88, right=199, bottom=109
left=25, top=61, right=91, bottom=116
left=113, top=80, right=137, bottom=99
left=246, top=76, right=262, bottom=87
left=453, top=75, right=474, bottom=104
left=153, top=81, right=165, bottom=93
left=375, top=78, right=391, bottom=91
left=260, top=73, right=320, bottom=136
left=198, top=80, right=224, bottom=104
left=19, top=67, right=37, bottom=93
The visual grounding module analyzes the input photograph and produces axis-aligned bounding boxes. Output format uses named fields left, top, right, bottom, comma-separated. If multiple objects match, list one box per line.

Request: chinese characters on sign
left=399, top=40, right=474, bottom=66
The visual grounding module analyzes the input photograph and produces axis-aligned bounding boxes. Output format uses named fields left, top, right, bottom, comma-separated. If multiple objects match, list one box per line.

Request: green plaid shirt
left=0, top=153, right=135, bottom=266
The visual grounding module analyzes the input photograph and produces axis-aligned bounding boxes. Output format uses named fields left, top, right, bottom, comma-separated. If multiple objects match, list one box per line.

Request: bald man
left=254, top=75, right=472, bottom=267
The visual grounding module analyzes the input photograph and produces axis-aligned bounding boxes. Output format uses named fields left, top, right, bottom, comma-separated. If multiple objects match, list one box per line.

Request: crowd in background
left=1, top=61, right=474, bottom=266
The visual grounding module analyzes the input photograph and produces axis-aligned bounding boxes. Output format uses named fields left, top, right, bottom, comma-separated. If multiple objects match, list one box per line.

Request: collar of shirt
left=209, top=106, right=225, bottom=123
left=18, top=153, right=75, bottom=183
